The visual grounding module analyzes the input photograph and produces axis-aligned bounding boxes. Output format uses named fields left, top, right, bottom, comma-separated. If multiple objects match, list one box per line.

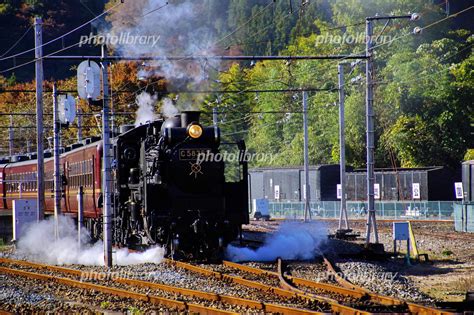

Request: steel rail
left=224, top=259, right=393, bottom=314
left=223, top=259, right=456, bottom=315
left=0, top=266, right=235, bottom=314
left=223, top=260, right=368, bottom=299
left=322, top=256, right=456, bottom=315
left=165, top=259, right=375, bottom=315
left=275, top=258, right=412, bottom=314
left=0, top=258, right=323, bottom=315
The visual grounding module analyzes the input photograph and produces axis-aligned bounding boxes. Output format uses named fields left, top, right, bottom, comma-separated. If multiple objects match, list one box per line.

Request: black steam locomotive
left=113, top=111, right=249, bottom=259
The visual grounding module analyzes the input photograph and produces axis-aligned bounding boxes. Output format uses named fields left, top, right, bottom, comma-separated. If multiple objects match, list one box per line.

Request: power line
left=0, top=112, right=135, bottom=116
left=141, top=1, right=169, bottom=18
left=0, top=25, right=32, bottom=58
left=371, top=6, right=473, bottom=51
left=0, top=87, right=335, bottom=94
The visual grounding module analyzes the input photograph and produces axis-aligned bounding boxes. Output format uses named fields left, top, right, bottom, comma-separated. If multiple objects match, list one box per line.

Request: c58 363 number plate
left=179, top=148, right=209, bottom=161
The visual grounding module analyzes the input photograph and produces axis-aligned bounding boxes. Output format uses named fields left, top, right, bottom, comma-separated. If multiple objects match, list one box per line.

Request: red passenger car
left=0, top=139, right=103, bottom=220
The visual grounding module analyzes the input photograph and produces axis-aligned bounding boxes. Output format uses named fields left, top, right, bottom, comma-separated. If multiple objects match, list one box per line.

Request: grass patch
left=441, top=249, right=454, bottom=256
left=100, top=301, right=112, bottom=309
left=128, top=306, right=143, bottom=315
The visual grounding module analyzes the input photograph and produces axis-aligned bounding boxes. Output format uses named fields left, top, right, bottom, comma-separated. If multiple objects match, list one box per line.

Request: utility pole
left=9, top=115, right=13, bottom=159
left=364, top=13, right=419, bottom=245
left=101, top=45, right=113, bottom=267
left=53, top=83, right=61, bottom=240
left=35, top=17, right=45, bottom=221
left=338, top=64, right=349, bottom=231
left=212, top=107, right=218, bottom=127
left=365, top=18, right=378, bottom=245
left=110, top=68, right=115, bottom=136
left=303, top=91, right=311, bottom=222
left=77, top=107, right=83, bottom=142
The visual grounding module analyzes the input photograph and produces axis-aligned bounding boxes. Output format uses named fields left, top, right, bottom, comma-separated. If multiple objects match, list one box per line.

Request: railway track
left=321, top=256, right=458, bottom=315
left=169, top=259, right=422, bottom=314
left=0, top=256, right=459, bottom=314
left=189, top=258, right=455, bottom=315
left=0, top=257, right=326, bottom=314
left=0, top=264, right=231, bottom=314
left=197, top=260, right=408, bottom=313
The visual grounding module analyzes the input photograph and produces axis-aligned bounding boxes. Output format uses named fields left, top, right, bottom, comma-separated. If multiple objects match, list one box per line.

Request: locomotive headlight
left=187, top=124, right=203, bottom=139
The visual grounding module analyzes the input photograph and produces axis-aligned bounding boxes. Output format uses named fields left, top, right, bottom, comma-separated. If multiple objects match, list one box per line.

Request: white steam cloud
left=105, top=0, right=220, bottom=110
left=135, top=92, right=158, bottom=126
left=161, top=98, right=179, bottom=118
left=226, top=221, right=327, bottom=262
left=16, top=216, right=164, bottom=266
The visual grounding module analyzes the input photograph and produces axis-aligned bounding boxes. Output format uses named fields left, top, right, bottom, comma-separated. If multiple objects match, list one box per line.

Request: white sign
left=274, top=185, right=280, bottom=200
left=336, top=184, right=342, bottom=199
left=13, top=199, right=38, bottom=241
left=374, top=183, right=380, bottom=199
left=412, top=183, right=421, bottom=200
left=454, top=182, right=464, bottom=199
left=77, top=60, right=101, bottom=100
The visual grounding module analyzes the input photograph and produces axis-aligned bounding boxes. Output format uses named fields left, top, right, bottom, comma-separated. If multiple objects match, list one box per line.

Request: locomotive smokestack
left=181, top=111, right=200, bottom=127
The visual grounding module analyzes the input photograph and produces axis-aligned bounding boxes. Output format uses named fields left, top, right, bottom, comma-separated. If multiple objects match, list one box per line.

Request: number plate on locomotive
left=179, top=148, right=209, bottom=160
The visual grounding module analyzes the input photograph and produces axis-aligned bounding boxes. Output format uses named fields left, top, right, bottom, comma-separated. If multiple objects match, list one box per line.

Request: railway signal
left=77, top=60, right=101, bottom=101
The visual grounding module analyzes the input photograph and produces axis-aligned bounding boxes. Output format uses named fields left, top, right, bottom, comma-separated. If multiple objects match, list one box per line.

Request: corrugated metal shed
left=249, top=165, right=342, bottom=202
left=249, top=165, right=460, bottom=202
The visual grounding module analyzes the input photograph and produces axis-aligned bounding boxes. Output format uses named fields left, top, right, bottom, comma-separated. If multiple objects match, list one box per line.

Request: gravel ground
left=336, top=259, right=435, bottom=304
left=0, top=260, right=330, bottom=313
left=0, top=273, right=168, bottom=313
left=327, top=220, right=474, bottom=302
left=202, top=260, right=409, bottom=312
left=286, top=261, right=337, bottom=284
left=246, top=219, right=474, bottom=303
left=198, top=263, right=281, bottom=287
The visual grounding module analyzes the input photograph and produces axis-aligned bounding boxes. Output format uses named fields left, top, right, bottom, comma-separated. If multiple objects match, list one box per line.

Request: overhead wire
left=0, top=25, right=33, bottom=58
left=0, top=1, right=175, bottom=74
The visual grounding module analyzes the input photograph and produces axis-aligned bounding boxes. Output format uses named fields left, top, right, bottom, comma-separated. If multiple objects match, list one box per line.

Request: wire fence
left=454, top=203, right=474, bottom=232
left=264, top=201, right=458, bottom=220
